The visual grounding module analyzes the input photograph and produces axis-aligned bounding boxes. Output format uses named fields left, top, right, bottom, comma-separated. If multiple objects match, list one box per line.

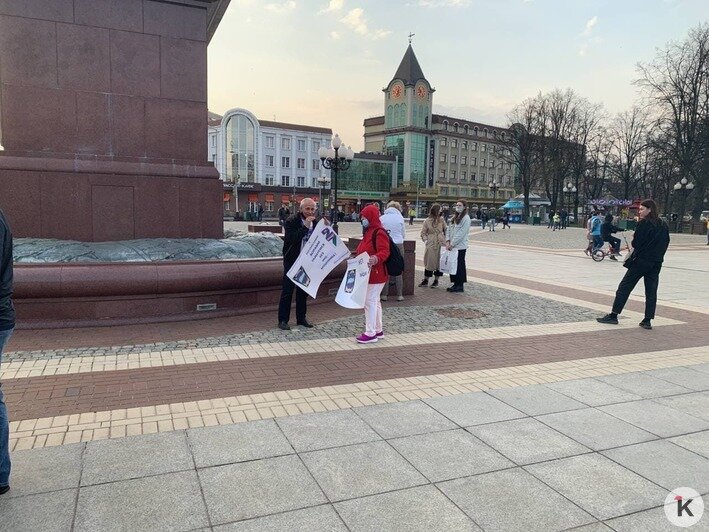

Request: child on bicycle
left=601, top=213, right=622, bottom=261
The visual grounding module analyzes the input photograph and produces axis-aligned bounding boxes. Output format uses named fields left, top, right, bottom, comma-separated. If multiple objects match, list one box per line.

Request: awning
left=265, top=193, right=274, bottom=202
left=248, top=194, right=258, bottom=202
left=501, top=200, right=524, bottom=209
left=281, top=195, right=290, bottom=203
left=223, top=193, right=232, bottom=202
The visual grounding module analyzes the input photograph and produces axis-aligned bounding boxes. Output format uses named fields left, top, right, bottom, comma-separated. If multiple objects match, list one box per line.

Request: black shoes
left=431, top=279, right=439, bottom=288
left=297, top=320, right=315, bottom=328
left=278, top=321, right=291, bottom=330
left=447, top=286, right=464, bottom=293
left=419, top=279, right=428, bottom=287
left=596, top=314, right=619, bottom=325
left=639, top=319, right=652, bottom=330
left=0, top=485, right=9, bottom=495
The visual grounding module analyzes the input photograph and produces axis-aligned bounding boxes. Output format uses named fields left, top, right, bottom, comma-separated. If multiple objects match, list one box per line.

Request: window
left=265, top=174, right=275, bottom=185
left=451, top=139, right=457, bottom=148
left=461, top=170, right=467, bottom=181
left=297, top=158, right=305, bottom=169
left=440, top=154, right=447, bottom=163
left=471, top=172, right=477, bottom=182
left=281, top=175, right=290, bottom=186
left=483, top=128, right=488, bottom=138
left=462, top=141, right=467, bottom=150
left=439, top=169, right=447, bottom=179
left=312, top=159, right=320, bottom=170
left=451, top=155, right=457, bottom=164
left=281, top=137, right=291, bottom=150
left=282, top=156, right=290, bottom=168
left=266, top=155, right=274, bottom=167
left=482, top=144, right=487, bottom=152
left=472, top=157, right=477, bottom=166
left=265, top=136, right=274, bottom=148
left=297, top=176, right=305, bottom=187
left=481, top=158, right=486, bottom=167
left=472, top=142, right=478, bottom=150
left=265, top=200, right=274, bottom=211
left=490, top=160, right=495, bottom=168
left=440, top=137, right=447, bottom=147
left=451, top=170, right=457, bottom=180
left=501, top=132, right=506, bottom=140
left=473, top=126, right=479, bottom=136
left=312, top=178, right=319, bottom=188
left=441, top=186, right=449, bottom=195
left=464, top=125, right=469, bottom=135
left=461, top=155, right=467, bottom=165
left=443, top=120, right=449, bottom=130
left=451, top=186, right=459, bottom=196
left=210, top=135, right=216, bottom=147
left=225, top=112, right=256, bottom=183
left=481, top=172, right=486, bottom=180
left=297, top=139, right=306, bottom=151
left=453, top=123, right=459, bottom=133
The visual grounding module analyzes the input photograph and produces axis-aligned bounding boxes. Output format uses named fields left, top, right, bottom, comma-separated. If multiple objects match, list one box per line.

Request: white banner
left=439, top=247, right=458, bottom=275
left=335, top=253, right=371, bottom=309
left=286, top=219, right=351, bottom=298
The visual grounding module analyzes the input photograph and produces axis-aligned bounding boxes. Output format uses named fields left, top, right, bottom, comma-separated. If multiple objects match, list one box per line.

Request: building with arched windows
left=364, top=45, right=516, bottom=215
left=208, top=109, right=332, bottom=217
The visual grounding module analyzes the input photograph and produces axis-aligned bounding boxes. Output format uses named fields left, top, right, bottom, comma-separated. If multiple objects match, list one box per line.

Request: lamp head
left=332, top=134, right=342, bottom=149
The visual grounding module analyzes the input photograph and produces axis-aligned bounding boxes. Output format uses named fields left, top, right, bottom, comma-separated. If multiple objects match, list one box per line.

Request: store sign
left=589, top=198, right=632, bottom=206
left=339, top=190, right=387, bottom=199
left=428, top=139, right=435, bottom=187
left=237, top=183, right=260, bottom=190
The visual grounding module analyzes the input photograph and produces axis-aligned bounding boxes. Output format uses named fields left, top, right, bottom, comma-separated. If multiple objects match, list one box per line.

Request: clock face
left=391, top=84, right=403, bottom=99
left=416, top=85, right=428, bottom=99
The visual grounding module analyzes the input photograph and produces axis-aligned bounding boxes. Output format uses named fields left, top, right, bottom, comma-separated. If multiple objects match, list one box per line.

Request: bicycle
left=591, top=233, right=630, bottom=262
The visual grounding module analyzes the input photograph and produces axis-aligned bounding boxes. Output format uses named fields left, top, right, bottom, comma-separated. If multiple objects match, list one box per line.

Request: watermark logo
left=665, top=487, right=704, bottom=527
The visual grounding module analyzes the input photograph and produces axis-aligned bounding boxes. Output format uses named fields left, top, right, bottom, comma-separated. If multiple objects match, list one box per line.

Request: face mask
left=361, top=218, right=370, bottom=228
left=455, top=206, right=463, bottom=213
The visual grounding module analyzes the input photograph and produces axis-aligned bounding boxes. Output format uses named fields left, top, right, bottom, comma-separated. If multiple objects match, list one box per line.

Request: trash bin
left=529, top=216, right=540, bottom=226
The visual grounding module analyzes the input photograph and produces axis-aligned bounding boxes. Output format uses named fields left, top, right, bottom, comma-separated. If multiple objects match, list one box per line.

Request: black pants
left=605, top=236, right=621, bottom=253
left=424, top=269, right=443, bottom=278
left=409, top=216, right=414, bottom=225
left=277, top=272, right=307, bottom=323
left=449, top=249, right=467, bottom=287
left=611, top=261, right=662, bottom=319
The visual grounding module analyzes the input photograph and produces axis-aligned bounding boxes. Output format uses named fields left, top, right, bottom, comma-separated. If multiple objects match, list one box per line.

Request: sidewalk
left=1, top=225, right=707, bottom=530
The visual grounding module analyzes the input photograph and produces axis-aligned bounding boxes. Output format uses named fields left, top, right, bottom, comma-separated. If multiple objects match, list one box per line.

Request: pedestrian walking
left=446, top=199, right=471, bottom=293
left=408, top=206, right=416, bottom=226
left=0, top=208, right=15, bottom=496
left=380, top=201, right=406, bottom=302
left=552, top=212, right=561, bottom=231
left=419, top=203, right=446, bottom=288
left=501, top=211, right=511, bottom=229
left=278, top=204, right=289, bottom=227
left=597, top=200, right=670, bottom=330
left=355, top=204, right=390, bottom=343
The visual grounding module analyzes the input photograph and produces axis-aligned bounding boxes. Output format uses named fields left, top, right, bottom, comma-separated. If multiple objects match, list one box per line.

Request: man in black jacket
left=277, top=198, right=317, bottom=330
left=0, top=209, right=15, bottom=495
left=601, top=213, right=622, bottom=261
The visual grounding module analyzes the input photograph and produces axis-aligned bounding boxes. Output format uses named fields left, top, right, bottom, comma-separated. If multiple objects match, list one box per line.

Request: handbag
left=622, top=249, right=637, bottom=268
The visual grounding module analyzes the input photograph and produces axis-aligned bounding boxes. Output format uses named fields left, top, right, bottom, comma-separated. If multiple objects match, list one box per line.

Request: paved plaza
left=1, top=224, right=707, bottom=531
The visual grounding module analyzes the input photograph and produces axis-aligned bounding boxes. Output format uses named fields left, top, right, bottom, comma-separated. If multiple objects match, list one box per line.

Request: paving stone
left=388, top=429, right=514, bottom=482
left=569, top=524, right=614, bottom=532
left=82, top=430, right=193, bottom=485
left=467, top=417, right=591, bottom=465
left=300, top=440, right=427, bottom=501
left=3, top=443, right=83, bottom=497
left=75, top=471, right=208, bottom=531
left=692, top=363, right=709, bottom=375
left=525, top=454, right=667, bottom=521
left=276, top=409, right=381, bottom=452
left=188, top=419, right=293, bottom=467
left=595, top=372, right=691, bottom=399
left=0, top=489, right=77, bottom=532
left=669, top=430, right=709, bottom=459
left=599, top=400, right=709, bottom=438
left=545, top=378, right=643, bottom=406
left=602, top=440, right=709, bottom=492
left=198, top=454, right=327, bottom=524
left=335, top=485, right=479, bottom=531
left=438, top=467, right=595, bottom=531
left=653, top=391, right=709, bottom=422
left=354, top=400, right=457, bottom=439
left=536, top=408, right=657, bottom=450
left=213, top=505, right=347, bottom=531
left=424, top=391, right=525, bottom=427
left=643, top=367, right=709, bottom=392
left=488, top=384, right=586, bottom=415
left=603, top=506, right=680, bottom=532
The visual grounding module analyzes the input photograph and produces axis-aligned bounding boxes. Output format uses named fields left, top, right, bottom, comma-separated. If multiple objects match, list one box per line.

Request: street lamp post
left=673, top=177, right=695, bottom=232
left=317, top=177, right=330, bottom=218
left=563, top=182, right=577, bottom=228
left=488, top=181, right=499, bottom=231
left=319, top=134, right=354, bottom=232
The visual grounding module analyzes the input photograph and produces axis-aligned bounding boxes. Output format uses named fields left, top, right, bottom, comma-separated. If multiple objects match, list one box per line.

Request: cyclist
left=588, top=210, right=603, bottom=253
left=601, top=213, right=622, bottom=261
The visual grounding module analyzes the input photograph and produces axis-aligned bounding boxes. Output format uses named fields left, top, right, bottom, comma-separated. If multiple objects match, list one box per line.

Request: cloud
left=319, top=0, right=344, bottom=13
left=330, top=31, right=341, bottom=40
left=581, top=16, right=598, bottom=37
left=265, top=1, right=296, bottom=14
left=418, top=0, right=470, bottom=6
left=339, top=8, right=391, bottom=40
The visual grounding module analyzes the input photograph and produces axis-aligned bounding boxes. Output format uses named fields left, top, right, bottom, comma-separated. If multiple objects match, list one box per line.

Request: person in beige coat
left=419, top=203, right=447, bottom=288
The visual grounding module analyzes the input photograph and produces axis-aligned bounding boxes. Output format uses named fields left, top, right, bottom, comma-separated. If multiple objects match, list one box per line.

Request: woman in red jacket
left=355, top=204, right=391, bottom=344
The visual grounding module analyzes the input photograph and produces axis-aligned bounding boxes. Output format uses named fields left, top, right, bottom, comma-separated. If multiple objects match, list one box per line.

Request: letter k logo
left=675, top=495, right=694, bottom=517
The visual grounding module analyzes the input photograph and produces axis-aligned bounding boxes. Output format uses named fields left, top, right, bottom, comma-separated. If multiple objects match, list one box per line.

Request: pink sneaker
left=376, top=331, right=384, bottom=338
left=356, top=333, right=378, bottom=344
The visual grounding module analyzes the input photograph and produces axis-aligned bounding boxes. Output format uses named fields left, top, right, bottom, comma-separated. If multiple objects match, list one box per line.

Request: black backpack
left=373, top=228, right=405, bottom=276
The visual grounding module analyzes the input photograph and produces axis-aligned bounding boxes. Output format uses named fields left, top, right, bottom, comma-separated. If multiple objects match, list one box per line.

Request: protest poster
left=286, top=219, right=351, bottom=298
left=335, top=252, right=371, bottom=309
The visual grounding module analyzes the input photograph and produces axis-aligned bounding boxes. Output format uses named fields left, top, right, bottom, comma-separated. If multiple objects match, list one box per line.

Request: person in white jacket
left=380, top=201, right=406, bottom=301
left=445, top=199, right=471, bottom=292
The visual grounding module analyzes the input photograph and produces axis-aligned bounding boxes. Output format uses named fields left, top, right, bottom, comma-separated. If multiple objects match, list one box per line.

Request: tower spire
left=408, top=32, right=415, bottom=44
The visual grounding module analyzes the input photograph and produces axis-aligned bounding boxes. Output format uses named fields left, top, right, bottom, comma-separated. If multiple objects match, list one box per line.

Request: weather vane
left=408, top=32, right=415, bottom=44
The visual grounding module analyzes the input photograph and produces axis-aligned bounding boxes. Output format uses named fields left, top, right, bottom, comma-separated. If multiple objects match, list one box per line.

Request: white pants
left=364, top=283, right=385, bottom=336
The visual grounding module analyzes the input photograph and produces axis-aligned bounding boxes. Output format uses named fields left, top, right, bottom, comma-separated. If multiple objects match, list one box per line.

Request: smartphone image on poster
left=344, top=269, right=356, bottom=293
left=293, top=266, right=311, bottom=287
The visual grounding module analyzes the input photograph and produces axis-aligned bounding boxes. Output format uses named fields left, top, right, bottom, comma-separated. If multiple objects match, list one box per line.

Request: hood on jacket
left=383, top=206, right=404, bottom=220
left=361, top=204, right=383, bottom=230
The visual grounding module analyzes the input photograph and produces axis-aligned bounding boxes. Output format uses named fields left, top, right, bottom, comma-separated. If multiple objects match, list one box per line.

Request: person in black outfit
left=597, top=199, right=670, bottom=330
left=0, top=209, right=15, bottom=495
left=601, top=213, right=622, bottom=261
left=277, top=198, right=317, bottom=330
left=277, top=204, right=289, bottom=227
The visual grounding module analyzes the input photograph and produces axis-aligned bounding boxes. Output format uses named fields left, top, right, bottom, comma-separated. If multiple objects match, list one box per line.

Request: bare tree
left=607, top=106, right=649, bottom=201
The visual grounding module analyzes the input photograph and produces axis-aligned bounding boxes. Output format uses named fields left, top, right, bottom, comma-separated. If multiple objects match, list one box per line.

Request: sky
left=207, top=0, right=708, bottom=151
